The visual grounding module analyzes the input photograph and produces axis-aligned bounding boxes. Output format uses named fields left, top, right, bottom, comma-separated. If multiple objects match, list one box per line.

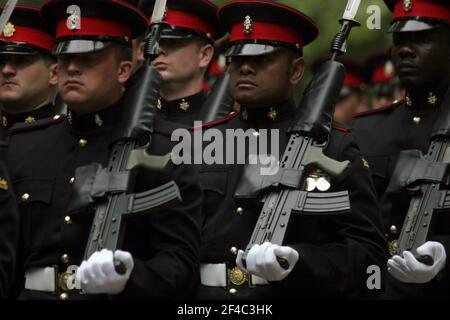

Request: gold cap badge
left=243, top=15, right=253, bottom=35
left=403, top=0, right=412, bottom=12
left=3, top=22, right=15, bottom=38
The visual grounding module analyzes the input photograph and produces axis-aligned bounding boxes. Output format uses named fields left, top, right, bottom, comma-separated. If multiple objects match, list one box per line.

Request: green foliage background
left=211, top=0, right=394, bottom=95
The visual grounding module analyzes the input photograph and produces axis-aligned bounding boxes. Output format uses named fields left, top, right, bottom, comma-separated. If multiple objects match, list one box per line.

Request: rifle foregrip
left=306, top=146, right=351, bottom=179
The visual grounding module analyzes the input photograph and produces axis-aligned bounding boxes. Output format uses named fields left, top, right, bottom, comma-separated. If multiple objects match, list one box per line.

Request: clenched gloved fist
left=236, top=242, right=299, bottom=282
left=387, top=241, right=446, bottom=284
left=77, top=249, right=134, bottom=294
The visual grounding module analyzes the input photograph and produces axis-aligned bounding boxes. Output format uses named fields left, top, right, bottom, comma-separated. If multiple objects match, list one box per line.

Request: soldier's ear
left=290, top=57, right=304, bottom=86
left=138, top=41, right=145, bottom=62
left=117, top=60, right=133, bottom=84
left=49, top=63, right=58, bottom=86
left=199, top=43, right=214, bottom=69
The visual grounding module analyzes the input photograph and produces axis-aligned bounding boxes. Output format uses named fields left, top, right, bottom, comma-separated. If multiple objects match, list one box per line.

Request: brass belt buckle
left=228, top=266, right=248, bottom=286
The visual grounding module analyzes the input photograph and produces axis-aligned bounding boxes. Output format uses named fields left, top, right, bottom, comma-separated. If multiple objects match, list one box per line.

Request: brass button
left=21, top=193, right=30, bottom=202
left=413, top=117, right=421, bottom=125
left=79, top=139, right=88, bottom=147
left=230, top=247, right=238, bottom=255
left=64, top=216, right=72, bottom=225
left=61, top=254, right=70, bottom=264
left=69, top=177, right=75, bottom=184
left=53, top=115, right=61, bottom=121
left=236, top=207, right=244, bottom=215
left=59, top=292, right=69, bottom=300
left=229, top=288, right=237, bottom=295
left=390, top=225, right=398, bottom=234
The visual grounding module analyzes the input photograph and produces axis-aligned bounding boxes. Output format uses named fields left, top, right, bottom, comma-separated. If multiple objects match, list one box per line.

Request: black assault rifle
left=387, top=88, right=450, bottom=265
left=238, top=0, right=362, bottom=268
left=68, top=0, right=181, bottom=274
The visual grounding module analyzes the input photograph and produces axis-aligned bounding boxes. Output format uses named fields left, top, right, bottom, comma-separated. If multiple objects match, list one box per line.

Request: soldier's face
left=57, top=46, right=132, bottom=114
left=152, top=38, right=214, bottom=87
left=228, top=49, right=304, bottom=108
left=391, top=27, right=450, bottom=89
left=0, top=54, right=57, bottom=113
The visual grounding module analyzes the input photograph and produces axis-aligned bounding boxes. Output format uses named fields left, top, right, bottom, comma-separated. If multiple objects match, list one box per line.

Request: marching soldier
left=197, top=0, right=386, bottom=299
left=136, top=0, right=219, bottom=127
left=5, top=0, right=202, bottom=300
left=0, top=1, right=61, bottom=142
left=353, top=0, right=450, bottom=299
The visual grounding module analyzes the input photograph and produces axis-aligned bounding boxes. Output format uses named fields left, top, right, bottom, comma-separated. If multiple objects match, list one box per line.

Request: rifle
left=68, top=0, right=181, bottom=274
left=238, top=0, right=362, bottom=269
left=387, top=88, right=450, bottom=265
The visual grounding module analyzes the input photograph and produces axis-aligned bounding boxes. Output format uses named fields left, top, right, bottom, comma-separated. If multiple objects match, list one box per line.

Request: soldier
left=0, top=160, right=18, bottom=299
left=0, top=1, right=61, bottom=142
left=196, top=0, right=386, bottom=299
left=353, top=0, right=450, bottom=299
left=135, top=0, right=219, bottom=127
left=365, top=51, right=403, bottom=110
left=5, top=0, right=202, bottom=300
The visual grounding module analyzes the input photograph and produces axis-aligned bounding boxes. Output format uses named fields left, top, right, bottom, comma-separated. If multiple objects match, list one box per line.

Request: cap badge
left=1, top=115, right=7, bottom=127
left=243, top=15, right=253, bottom=35
left=3, top=22, right=15, bottom=38
left=66, top=6, right=81, bottom=31
left=403, top=0, right=412, bottom=12
left=384, top=60, right=394, bottom=77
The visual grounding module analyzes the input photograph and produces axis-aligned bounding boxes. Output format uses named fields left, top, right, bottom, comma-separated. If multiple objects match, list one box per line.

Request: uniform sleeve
left=0, top=161, right=19, bottom=299
left=281, top=131, right=388, bottom=298
left=119, top=162, right=202, bottom=299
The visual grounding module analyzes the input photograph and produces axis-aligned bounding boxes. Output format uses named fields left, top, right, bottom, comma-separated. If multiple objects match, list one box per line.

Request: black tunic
left=5, top=100, right=202, bottom=300
left=197, top=100, right=387, bottom=299
left=353, top=98, right=450, bottom=299
left=0, top=160, right=19, bottom=299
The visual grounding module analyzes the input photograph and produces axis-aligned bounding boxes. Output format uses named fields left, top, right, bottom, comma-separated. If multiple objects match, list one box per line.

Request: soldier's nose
left=397, top=45, right=416, bottom=59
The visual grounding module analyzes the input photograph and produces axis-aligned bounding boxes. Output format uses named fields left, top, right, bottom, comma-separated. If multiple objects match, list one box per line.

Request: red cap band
left=0, top=26, right=54, bottom=52
left=230, top=20, right=303, bottom=48
left=163, top=9, right=216, bottom=38
left=56, top=17, right=132, bottom=43
left=372, top=65, right=396, bottom=83
left=393, top=0, right=450, bottom=21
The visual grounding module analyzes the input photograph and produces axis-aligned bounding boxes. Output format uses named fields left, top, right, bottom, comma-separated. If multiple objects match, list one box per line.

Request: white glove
left=387, top=241, right=447, bottom=284
left=236, top=242, right=299, bottom=282
left=77, top=249, right=134, bottom=295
